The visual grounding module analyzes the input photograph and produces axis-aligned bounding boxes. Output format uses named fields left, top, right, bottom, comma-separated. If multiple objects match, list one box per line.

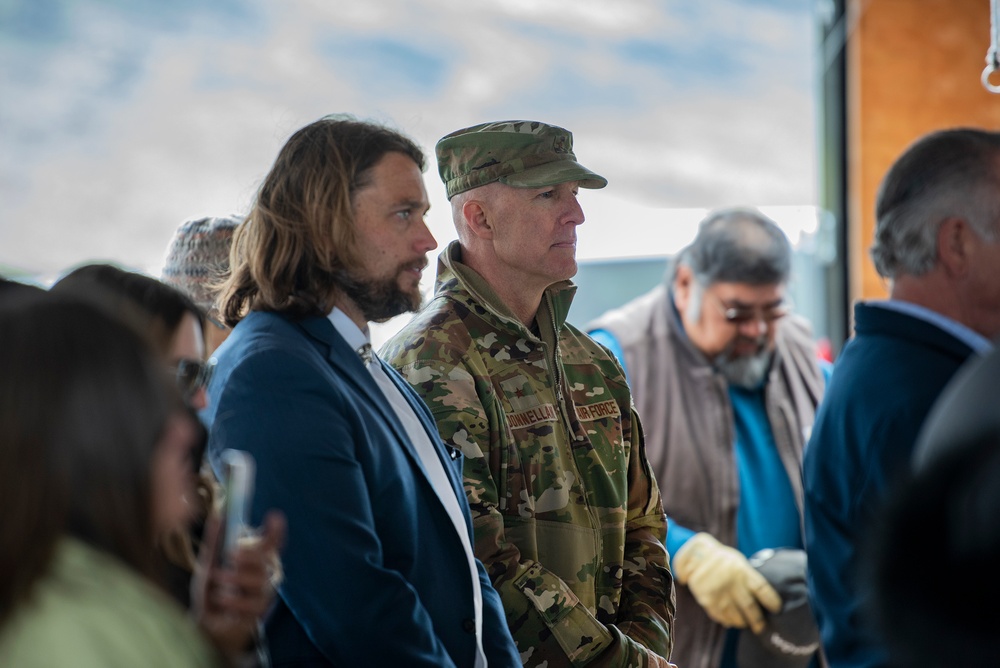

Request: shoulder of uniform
left=382, top=297, right=476, bottom=364
left=562, top=323, right=630, bottom=380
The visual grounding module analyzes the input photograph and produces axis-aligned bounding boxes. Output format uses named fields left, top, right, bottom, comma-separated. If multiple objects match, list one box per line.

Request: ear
left=936, top=217, right=972, bottom=277
left=461, top=197, right=494, bottom=240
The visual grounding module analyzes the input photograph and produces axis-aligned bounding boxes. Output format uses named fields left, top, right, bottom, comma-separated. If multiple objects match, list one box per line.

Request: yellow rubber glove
left=672, top=532, right=782, bottom=633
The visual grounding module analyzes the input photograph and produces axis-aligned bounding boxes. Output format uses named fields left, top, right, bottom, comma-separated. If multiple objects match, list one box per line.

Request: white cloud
left=492, top=0, right=662, bottom=33
left=0, top=0, right=818, bottom=278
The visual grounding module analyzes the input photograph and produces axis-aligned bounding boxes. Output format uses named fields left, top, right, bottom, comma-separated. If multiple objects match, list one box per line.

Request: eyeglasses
left=710, top=293, right=789, bottom=326
left=173, top=357, right=217, bottom=399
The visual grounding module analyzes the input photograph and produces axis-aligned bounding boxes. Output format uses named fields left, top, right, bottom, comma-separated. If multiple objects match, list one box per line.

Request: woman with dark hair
left=51, top=264, right=285, bottom=665
left=53, top=262, right=214, bottom=410
left=0, top=292, right=219, bottom=665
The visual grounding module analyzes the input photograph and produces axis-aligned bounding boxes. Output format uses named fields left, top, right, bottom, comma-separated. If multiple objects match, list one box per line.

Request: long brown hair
left=0, top=293, right=181, bottom=628
left=220, top=114, right=425, bottom=325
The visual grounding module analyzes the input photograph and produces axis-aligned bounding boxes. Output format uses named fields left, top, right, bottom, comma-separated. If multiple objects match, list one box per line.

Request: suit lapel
left=379, top=360, right=467, bottom=499
left=380, top=360, right=474, bottom=539
left=298, top=317, right=414, bottom=449
left=297, top=316, right=460, bottom=497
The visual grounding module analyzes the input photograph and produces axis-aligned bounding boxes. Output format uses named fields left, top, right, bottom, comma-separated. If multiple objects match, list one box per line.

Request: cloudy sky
left=0, top=0, right=819, bottom=281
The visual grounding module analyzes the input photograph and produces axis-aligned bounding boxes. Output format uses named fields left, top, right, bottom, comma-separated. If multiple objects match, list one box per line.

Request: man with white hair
left=384, top=120, right=675, bottom=668
left=803, top=127, right=1000, bottom=667
left=589, top=207, right=827, bottom=668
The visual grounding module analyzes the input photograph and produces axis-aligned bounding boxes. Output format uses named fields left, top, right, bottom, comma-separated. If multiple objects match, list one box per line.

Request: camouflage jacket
left=382, top=242, right=675, bottom=668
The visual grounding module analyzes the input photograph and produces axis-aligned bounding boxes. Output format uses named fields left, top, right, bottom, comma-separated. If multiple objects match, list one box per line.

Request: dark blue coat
left=202, top=311, right=520, bottom=667
left=802, top=303, right=975, bottom=667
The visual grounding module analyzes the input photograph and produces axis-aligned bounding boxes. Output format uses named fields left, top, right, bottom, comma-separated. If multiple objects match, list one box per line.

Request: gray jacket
left=588, top=284, right=825, bottom=668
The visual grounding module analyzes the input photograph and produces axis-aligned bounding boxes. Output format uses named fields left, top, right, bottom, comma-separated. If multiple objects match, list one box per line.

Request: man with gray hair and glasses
left=803, top=128, right=1000, bottom=667
left=589, top=207, right=828, bottom=668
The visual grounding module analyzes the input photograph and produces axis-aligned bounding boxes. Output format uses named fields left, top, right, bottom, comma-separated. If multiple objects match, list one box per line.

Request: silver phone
left=217, top=448, right=256, bottom=567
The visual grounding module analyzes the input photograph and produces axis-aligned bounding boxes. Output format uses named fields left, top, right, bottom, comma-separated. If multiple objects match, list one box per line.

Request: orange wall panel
left=848, top=0, right=1000, bottom=302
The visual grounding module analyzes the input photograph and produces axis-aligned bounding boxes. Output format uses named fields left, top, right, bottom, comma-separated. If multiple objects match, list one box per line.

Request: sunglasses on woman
left=173, top=357, right=217, bottom=399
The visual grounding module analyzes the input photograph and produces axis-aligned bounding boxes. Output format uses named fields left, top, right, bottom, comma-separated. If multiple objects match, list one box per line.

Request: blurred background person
left=162, top=214, right=244, bottom=356
left=803, top=128, right=1000, bottom=668
left=867, top=422, right=1000, bottom=667
left=0, top=291, right=220, bottom=666
left=51, top=263, right=285, bottom=665
left=55, top=263, right=214, bottom=411
left=588, top=207, right=827, bottom=668
left=912, top=344, right=1000, bottom=471
left=0, top=276, right=45, bottom=302
left=866, top=339, right=1000, bottom=666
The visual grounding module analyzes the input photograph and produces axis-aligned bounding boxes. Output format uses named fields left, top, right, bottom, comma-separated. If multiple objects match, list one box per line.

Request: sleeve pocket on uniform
left=513, top=562, right=615, bottom=666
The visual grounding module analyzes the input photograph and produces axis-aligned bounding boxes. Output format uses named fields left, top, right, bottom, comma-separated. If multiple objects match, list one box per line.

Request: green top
left=383, top=241, right=675, bottom=667
left=0, top=538, right=221, bottom=668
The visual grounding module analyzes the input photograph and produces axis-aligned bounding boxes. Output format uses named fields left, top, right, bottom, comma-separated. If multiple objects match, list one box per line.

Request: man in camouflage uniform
left=383, top=120, right=676, bottom=667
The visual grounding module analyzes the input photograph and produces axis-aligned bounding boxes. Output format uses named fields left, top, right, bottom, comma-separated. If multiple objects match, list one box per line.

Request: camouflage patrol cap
left=436, top=120, right=608, bottom=199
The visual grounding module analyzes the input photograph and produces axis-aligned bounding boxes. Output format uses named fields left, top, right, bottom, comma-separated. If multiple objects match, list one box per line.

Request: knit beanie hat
left=161, top=214, right=243, bottom=320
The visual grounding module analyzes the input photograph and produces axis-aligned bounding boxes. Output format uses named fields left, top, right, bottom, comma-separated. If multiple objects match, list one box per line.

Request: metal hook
left=982, top=62, right=1000, bottom=93
left=986, top=0, right=1000, bottom=93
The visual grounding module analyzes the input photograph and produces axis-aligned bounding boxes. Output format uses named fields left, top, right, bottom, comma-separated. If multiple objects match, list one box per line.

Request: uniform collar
left=435, top=240, right=578, bottom=338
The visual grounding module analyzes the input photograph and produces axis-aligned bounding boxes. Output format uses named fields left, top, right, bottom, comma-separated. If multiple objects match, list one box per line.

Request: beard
left=335, top=262, right=424, bottom=323
left=713, top=335, right=774, bottom=389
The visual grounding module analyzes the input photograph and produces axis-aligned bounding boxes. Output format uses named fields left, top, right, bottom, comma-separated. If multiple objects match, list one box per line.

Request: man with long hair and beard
left=202, top=115, right=519, bottom=668
left=589, top=208, right=828, bottom=668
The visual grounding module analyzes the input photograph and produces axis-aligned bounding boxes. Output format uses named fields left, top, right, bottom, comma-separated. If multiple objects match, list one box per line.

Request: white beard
left=714, top=342, right=773, bottom=389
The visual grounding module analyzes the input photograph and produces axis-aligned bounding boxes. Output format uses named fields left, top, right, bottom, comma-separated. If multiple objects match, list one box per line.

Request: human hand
left=672, top=532, right=781, bottom=633
left=192, top=510, right=287, bottom=662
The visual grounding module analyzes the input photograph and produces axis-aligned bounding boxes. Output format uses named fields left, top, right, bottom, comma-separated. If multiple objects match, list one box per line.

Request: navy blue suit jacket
left=803, top=303, right=975, bottom=668
left=202, top=311, right=519, bottom=667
